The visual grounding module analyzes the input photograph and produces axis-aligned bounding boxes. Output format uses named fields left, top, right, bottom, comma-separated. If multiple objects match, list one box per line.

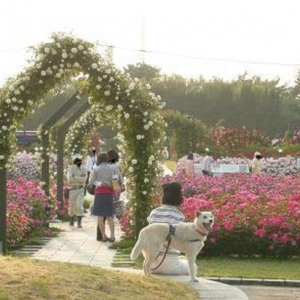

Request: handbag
left=86, top=183, right=96, bottom=195
left=112, top=179, right=122, bottom=193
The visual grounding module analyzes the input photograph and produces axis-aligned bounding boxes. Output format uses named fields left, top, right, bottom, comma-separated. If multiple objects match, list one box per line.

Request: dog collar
left=194, top=225, right=208, bottom=236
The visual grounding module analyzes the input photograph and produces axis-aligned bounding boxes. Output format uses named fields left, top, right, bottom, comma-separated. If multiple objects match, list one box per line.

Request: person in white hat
left=251, top=151, right=263, bottom=175
left=67, top=153, right=87, bottom=228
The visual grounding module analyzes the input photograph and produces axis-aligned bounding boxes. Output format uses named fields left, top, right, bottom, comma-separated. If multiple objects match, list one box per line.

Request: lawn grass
left=198, top=257, right=300, bottom=280
left=0, top=256, right=198, bottom=300
left=164, top=160, right=176, bottom=172
left=112, top=238, right=300, bottom=280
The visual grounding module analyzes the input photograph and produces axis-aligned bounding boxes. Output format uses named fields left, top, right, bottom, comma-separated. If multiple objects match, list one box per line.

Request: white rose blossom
left=124, top=113, right=130, bottom=119
left=105, top=105, right=113, bottom=111
left=132, top=159, right=137, bottom=164
left=91, top=63, right=97, bottom=69
left=62, top=53, right=68, bottom=59
left=104, top=91, right=110, bottom=96
left=71, top=48, right=78, bottom=54
left=128, top=167, right=134, bottom=173
left=5, top=99, right=11, bottom=104
left=0, top=155, right=4, bottom=160
left=37, top=54, right=45, bottom=61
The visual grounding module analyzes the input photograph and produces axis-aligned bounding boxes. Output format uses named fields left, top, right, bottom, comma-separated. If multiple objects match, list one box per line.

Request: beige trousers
left=68, top=188, right=84, bottom=217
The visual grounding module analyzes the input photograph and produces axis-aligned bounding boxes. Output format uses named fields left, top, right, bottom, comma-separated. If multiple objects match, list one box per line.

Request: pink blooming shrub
left=160, top=173, right=300, bottom=257
left=6, top=177, right=56, bottom=249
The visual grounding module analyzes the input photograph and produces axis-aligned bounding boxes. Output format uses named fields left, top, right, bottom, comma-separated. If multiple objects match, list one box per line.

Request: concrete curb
left=208, top=277, right=300, bottom=287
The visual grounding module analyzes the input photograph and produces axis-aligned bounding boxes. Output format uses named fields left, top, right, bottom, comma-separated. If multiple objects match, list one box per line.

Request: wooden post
left=56, top=101, right=90, bottom=203
left=41, top=92, right=80, bottom=195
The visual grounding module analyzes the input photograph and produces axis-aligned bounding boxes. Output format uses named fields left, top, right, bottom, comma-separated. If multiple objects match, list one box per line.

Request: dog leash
left=150, top=225, right=175, bottom=271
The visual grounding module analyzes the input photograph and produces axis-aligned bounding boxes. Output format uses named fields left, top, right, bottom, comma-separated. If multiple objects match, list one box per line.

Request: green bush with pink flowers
left=6, top=177, right=56, bottom=249
left=159, top=173, right=300, bottom=258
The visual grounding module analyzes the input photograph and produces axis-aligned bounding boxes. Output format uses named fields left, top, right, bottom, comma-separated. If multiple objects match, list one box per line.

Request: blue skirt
left=93, top=193, right=114, bottom=217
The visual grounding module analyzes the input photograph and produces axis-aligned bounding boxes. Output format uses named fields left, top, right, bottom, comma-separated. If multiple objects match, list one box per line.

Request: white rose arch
left=0, top=33, right=166, bottom=244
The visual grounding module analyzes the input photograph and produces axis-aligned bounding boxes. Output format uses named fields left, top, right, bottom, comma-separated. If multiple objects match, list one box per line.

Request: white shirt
left=202, top=155, right=213, bottom=172
left=86, top=155, right=96, bottom=173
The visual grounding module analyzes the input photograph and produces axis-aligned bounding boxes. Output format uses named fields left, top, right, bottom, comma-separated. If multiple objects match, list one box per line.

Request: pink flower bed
left=6, top=177, right=56, bottom=249
left=159, top=173, right=300, bottom=257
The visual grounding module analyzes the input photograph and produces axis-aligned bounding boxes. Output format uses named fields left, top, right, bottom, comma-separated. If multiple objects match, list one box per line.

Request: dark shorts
left=93, top=193, right=114, bottom=217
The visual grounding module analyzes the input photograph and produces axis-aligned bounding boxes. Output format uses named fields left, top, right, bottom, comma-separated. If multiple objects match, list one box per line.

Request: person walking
left=67, top=153, right=87, bottom=228
left=85, top=147, right=97, bottom=195
left=89, top=152, right=122, bottom=242
left=251, top=151, right=263, bottom=175
left=202, top=149, right=213, bottom=176
left=107, top=149, right=125, bottom=218
left=96, top=149, right=125, bottom=241
left=148, top=182, right=193, bottom=275
left=185, top=152, right=194, bottom=175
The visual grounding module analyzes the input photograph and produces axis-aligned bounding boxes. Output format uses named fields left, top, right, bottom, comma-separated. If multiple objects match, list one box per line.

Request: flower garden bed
left=158, top=173, right=300, bottom=258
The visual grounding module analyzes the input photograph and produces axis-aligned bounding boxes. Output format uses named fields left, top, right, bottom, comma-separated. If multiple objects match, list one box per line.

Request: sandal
left=102, top=236, right=109, bottom=242
left=108, top=237, right=115, bottom=243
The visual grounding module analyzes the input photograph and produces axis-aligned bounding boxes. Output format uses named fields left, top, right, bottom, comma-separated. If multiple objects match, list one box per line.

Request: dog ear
left=196, top=211, right=201, bottom=217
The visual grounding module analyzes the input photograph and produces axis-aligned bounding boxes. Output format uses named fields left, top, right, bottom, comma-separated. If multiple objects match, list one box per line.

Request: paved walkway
left=32, top=213, right=248, bottom=300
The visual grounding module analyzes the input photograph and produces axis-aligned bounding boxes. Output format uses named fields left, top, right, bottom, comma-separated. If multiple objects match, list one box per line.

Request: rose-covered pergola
left=0, top=32, right=166, bottom=253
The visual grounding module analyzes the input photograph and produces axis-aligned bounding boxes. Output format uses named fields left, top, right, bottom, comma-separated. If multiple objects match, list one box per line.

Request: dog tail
left=130, top=238, right=143, bottom=260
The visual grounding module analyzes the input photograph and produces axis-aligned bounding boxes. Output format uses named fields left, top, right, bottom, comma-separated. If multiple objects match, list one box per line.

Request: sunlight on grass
left=0, top=257, right=199, bottom=300
left=164, top=160, right=176, bottom=172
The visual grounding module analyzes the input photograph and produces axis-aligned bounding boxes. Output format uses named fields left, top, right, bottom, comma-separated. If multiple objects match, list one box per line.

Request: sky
left=1, top=0, right=300, bottom=86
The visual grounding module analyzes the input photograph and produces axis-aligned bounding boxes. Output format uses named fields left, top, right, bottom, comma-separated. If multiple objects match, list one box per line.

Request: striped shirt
left=148, top=205, right=185, bottom=225
left=148, top=205, right=185, bottom=255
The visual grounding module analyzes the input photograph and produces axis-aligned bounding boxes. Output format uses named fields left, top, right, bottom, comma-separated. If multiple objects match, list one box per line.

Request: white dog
left=130, top=211, right=214, bottom=282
